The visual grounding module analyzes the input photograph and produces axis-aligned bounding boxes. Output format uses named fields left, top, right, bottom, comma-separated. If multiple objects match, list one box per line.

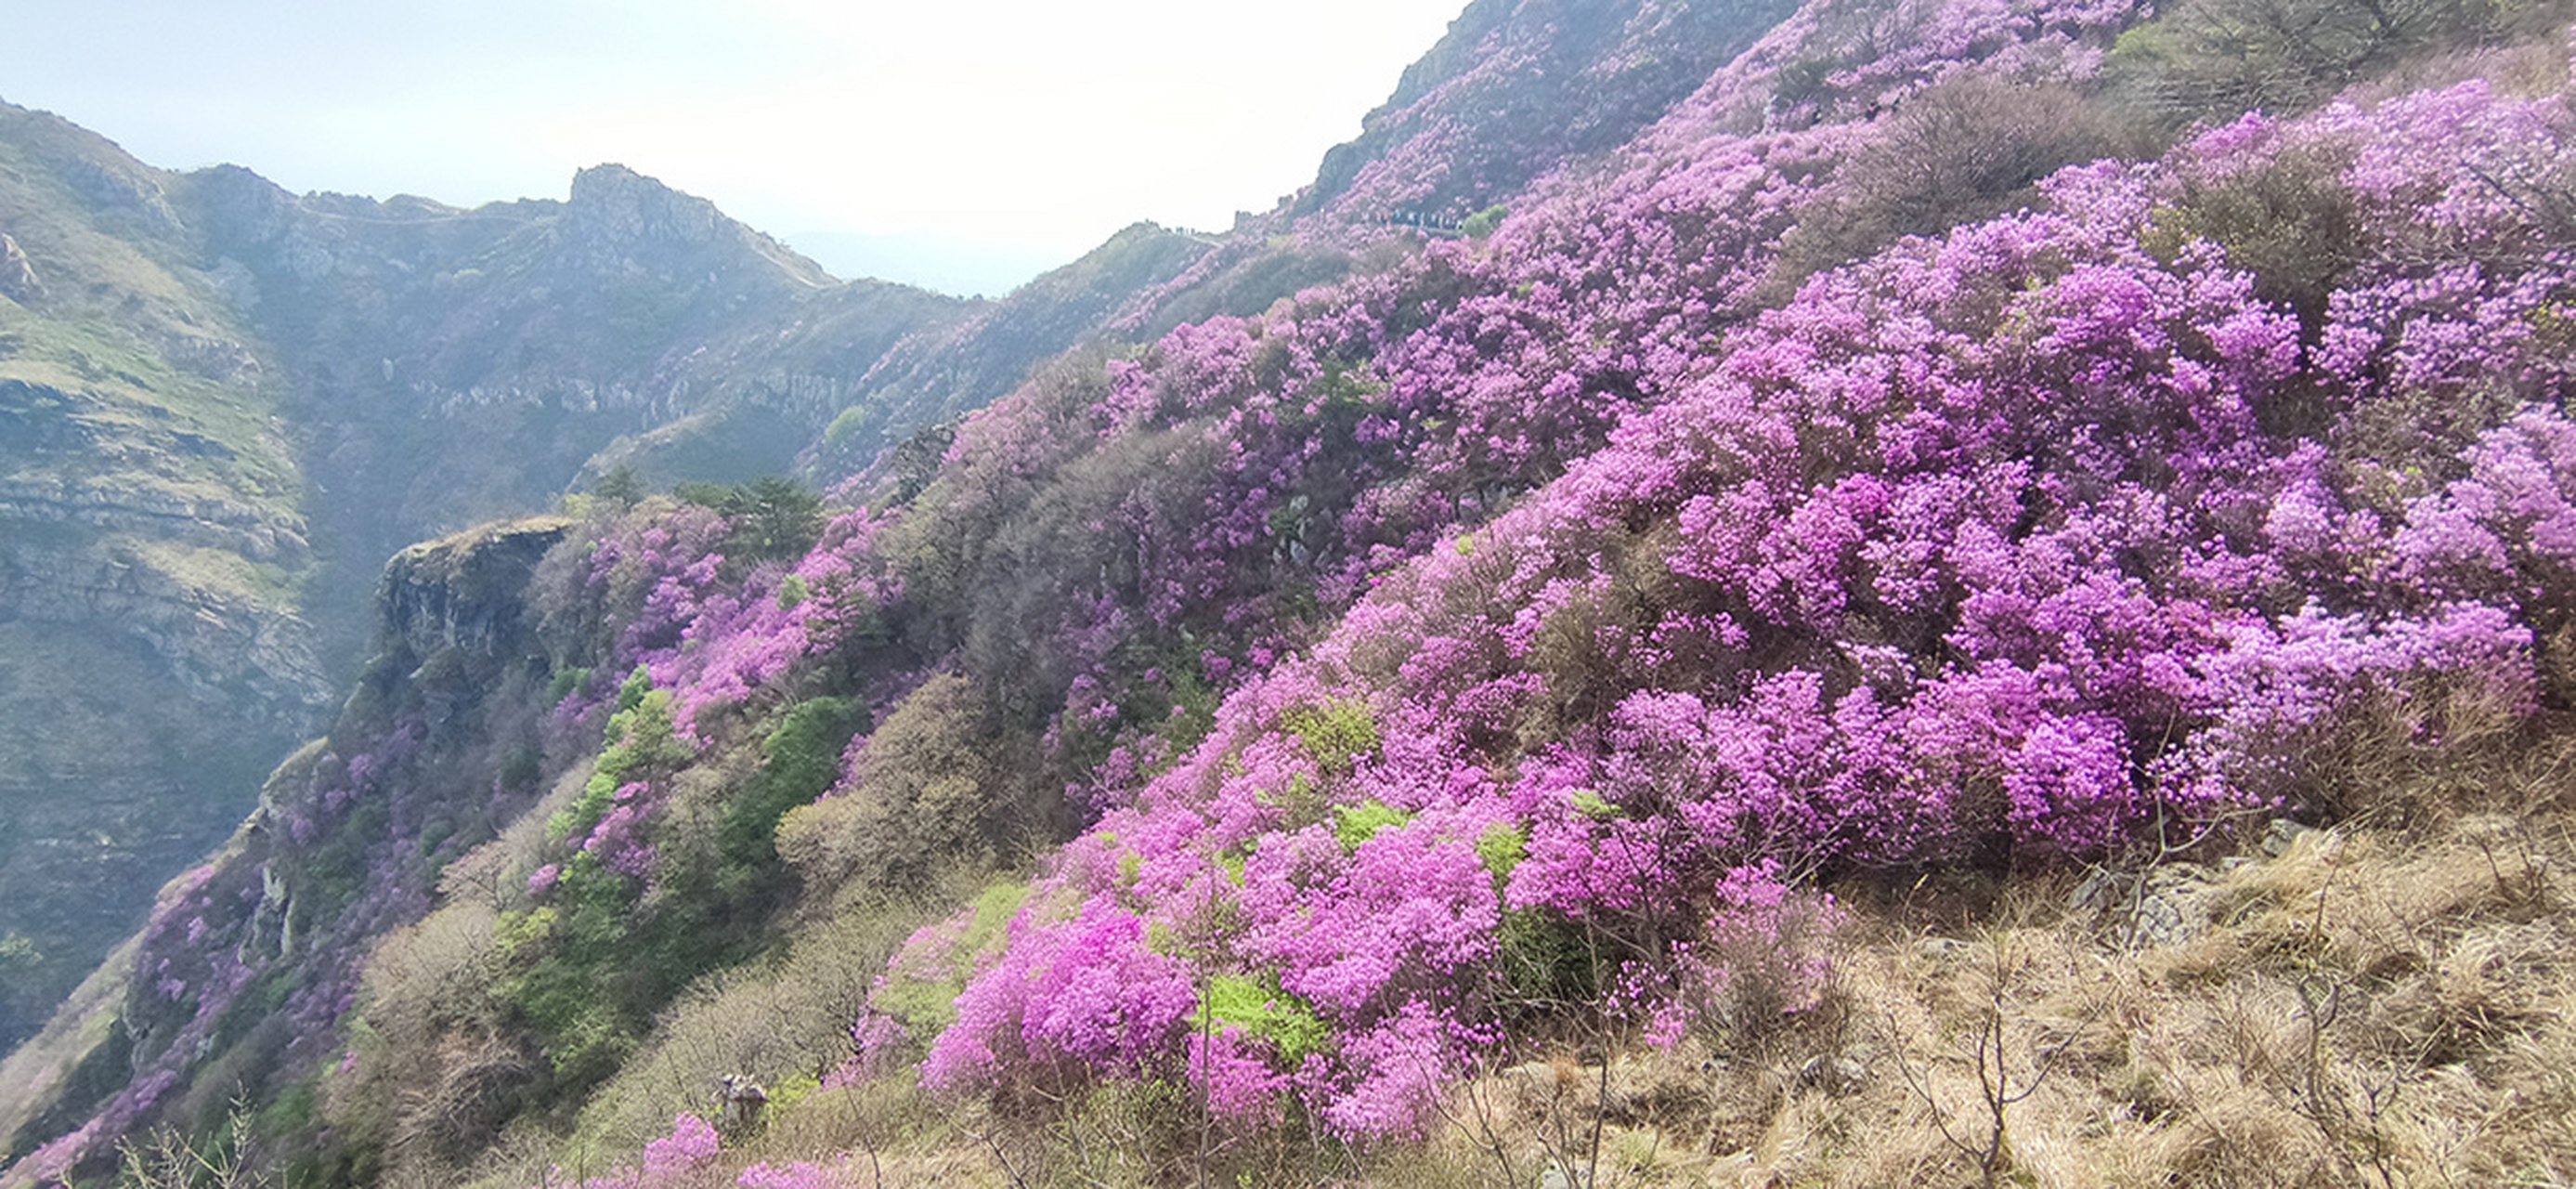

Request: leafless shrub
left=1767, top=75, right=2135, bottom=296
left=2104, top=0, right=2510, bottom=124
left=114, top=1098, right=266, bottom=1189
left=568, top=907, right=928, bottom=1159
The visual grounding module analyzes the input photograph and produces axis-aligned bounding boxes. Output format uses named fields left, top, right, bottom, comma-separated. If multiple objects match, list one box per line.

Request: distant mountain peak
left=565, top=163, right=830, bottom=286
left=566, top=163, right=722, bottom=248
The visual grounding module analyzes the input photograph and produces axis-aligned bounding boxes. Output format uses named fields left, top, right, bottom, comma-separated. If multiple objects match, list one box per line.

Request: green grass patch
left=1333, top=800, right=1410, bottom=851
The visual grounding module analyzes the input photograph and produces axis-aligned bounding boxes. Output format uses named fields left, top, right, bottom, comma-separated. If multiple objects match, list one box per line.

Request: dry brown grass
left=1474, top=822, right=2570, bottom=1188
left=1376, top=729, right=2576, bottom=1189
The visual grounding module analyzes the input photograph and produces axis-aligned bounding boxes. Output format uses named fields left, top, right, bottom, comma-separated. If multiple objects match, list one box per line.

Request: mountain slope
left=0, top=108, right=994, bottom=1066
left=0, top=103, right=325, bottom=1054
left=176, top=160, right=969, bottom=662
left=16, top=0, right=2576, bottom=1184
left=1, top=0, right=2152, bottom=1176
left=1299, top=0, right=1804, bottom=221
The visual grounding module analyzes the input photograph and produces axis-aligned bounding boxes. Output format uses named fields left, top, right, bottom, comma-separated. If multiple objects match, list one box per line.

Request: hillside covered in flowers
left=10, top=0, right=2576, bottom=1183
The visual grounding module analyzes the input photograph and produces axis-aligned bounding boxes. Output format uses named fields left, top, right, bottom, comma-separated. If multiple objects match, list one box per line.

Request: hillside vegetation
left=0, top=88, right=1264, bottom=1066
left=10, top=0, right=2576, bottom=1184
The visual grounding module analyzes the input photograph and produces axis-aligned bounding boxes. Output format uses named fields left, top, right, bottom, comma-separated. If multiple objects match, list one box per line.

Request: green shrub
left=1198, top=974, right=1331, bottom=1065
left=820, top=404, right=872, bottom=452
left=551, top=680, right=686, bottom=844
left=1476, top=822, right=1528, bottom=880
left=592, top=465, right=646, bottom=505
left=566, top=906, right=933, bottom=1157
left=1333, top=800, right=1411, bottom=851
left=545, top=666, right=592, bottom=705
left=1497, top=908, right=1598, bottom=1008
left=678, top=476, right=827, bottom=565
left=777, top=675, right=1009, bottom=894
left=1281, top=698, right=1380, bottom=777
left=870, top=881, right=1030, bottom=1043
left=715, top=698, right=865, bottom=883
left=615, top=664, right=653, bottom=714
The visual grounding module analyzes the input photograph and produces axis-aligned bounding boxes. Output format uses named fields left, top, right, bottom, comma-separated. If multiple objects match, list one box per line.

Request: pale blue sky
left=0, top=0, right=1467, bottom=294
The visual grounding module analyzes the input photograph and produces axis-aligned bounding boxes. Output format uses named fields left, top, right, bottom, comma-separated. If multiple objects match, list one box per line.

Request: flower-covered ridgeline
left=35, top=0, right=2576, bottom=1181
left=514, top=0, right=2187, bottom=922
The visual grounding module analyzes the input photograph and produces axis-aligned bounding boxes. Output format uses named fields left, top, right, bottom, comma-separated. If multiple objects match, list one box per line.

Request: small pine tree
left=592, top=464, right=647, bottom=506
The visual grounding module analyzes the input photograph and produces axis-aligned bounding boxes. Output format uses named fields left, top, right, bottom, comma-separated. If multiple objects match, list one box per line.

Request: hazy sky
left=0, top=0, right=1467, bottom=294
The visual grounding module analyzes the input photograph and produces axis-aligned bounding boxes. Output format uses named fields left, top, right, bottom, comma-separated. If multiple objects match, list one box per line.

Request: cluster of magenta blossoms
left=873, top=72, right=2576, bottom=1139
left=547, top=1114, right=853, bottom=1189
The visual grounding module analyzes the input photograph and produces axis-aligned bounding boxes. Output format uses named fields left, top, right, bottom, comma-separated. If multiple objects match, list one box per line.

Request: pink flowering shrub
left=732, top=1162, right=851, bottom=1189
left=536, top=501, right=733, bottom=672
left=921, top=902, right=1198, bottom=1092
left=540, top=1117, right=873, bottom=1189
left=543, top=1113, right=721, bottom=1189
left=649, top=507, right=903, bottom=741
left=1636, top=863, right=1844, bottom=1047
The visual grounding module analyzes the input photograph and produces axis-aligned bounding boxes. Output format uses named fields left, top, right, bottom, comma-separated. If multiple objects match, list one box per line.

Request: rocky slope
left=1300, top=0, right=1803, bottom=221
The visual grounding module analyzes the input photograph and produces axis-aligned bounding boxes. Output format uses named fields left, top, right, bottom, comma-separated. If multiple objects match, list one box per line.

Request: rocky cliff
left=0, top=105, right=326, bottom=1052
left=0, top=516, right=574, bottom=1180
left=0, top=104, right=958, bottom=1058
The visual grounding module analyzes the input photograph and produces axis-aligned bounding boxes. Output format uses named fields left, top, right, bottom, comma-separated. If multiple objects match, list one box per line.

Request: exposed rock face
left=567, top=163, right=722, bottom=248
left=563, top=163, right=788, bottom=270
left=375, top=517, right=573, bottom=668
left=0, top=100, right=963, bottom=1058
left=0, top=107, right=332, bottom=1053
left=1301, top=0, right=1802, bottom=219
left=0, top=234, right=36, bottom=302
left=232, top=519, right=573, bottom=974
left=2, top=517, right=579, bottom=1174
left=174, top=157, right=964, bottom=679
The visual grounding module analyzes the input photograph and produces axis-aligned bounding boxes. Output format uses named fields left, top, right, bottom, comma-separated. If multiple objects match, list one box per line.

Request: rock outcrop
left=0, top=234, right=36, bottom=302
left=2, top=516, right=581, bottom=1181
